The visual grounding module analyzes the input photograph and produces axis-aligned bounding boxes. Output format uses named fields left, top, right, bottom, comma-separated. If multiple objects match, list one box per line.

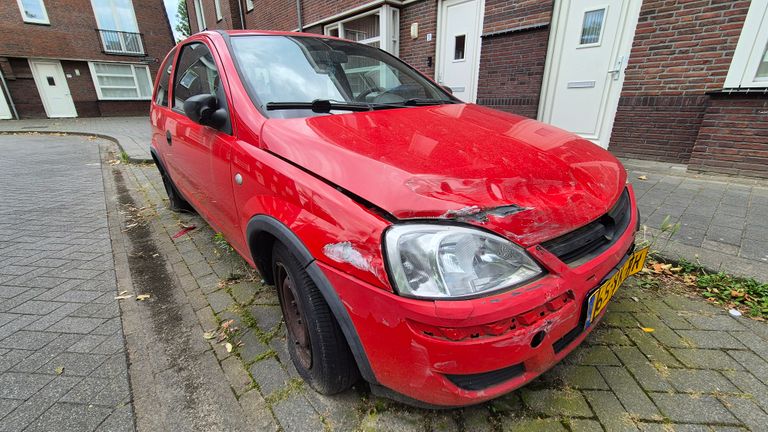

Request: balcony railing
left=97, top=29, right=145, bottom=56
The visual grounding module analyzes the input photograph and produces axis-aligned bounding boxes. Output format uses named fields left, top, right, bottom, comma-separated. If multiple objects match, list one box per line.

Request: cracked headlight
left=384, top=224, right=542, bottom=299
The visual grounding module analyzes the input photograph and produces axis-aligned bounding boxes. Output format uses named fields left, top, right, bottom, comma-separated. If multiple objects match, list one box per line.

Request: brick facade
left=0, top=0, right=173, bottom=119
left=688, top=95, right=768, bottom=178
left=609, top=0, right=752, bottom=164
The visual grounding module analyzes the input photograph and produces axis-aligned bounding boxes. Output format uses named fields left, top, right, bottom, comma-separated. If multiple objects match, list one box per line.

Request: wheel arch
left=245, top=215, right=378, bottom=384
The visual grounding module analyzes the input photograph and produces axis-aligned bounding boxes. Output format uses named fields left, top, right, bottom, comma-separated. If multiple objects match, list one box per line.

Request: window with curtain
left=89, top=63, right=153, bottom=100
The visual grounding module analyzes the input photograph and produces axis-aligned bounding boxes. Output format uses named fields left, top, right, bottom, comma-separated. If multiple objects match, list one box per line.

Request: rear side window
left=173, top=42, right=220, bottom=114
left=155, top=47, right=176, bottom=107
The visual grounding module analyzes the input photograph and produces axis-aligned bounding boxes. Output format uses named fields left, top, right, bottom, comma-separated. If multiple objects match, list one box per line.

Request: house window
left=245, top=0, right=254, bottom=12
left=89, top=62, right=153, bottom=100
left=579, top=8, right=605, bottom=46
left=214, top=0, right=222, bottom=21
left=16, top=0, right=49, bottom=24
left=323, top=6, right=399, bottom=54
left=90, top=0, right=139, bottom=32
left=725, top=0, right=768, bottom=88
left=194, top=0, right=206, bottom=31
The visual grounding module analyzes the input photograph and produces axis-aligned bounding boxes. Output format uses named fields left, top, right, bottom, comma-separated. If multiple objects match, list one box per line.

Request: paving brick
left=0, top=372, right=53, bottom=399
left=676, top=330, right=744, bottom=349
left=569, top=419, right=604, bottom=432
left=727, top=350, right=768, bottom=386
left=583, top=390, right=639, bottom=431
left=649, top=393, right=738, bottom=425
left=721, top=370, right=768, bottom=413
left=570, top=346, right=622, bottom=366
left=249, top=357, right=290, bottom=396
left=685, top=315, right=747, bottom=331
left=359, top=409, right=424, bottom=432
left=611, top=346, right=673, bottom=392
left=542, top=364, right=609, bottom=390
left=669, top=348, right=744, bottom=370
left=599, top=366, right=662, bottom=420
left=521, top=389, right=592, bottom=417
left=624, top=329, right=681, bottom=368
left=666, top=369, right=737, bottom=393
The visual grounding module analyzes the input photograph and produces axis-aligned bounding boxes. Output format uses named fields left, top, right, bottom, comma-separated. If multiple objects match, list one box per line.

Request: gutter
left=296, top=0, right=303, bottom=31
left=236, top=0, right=245, bottom=29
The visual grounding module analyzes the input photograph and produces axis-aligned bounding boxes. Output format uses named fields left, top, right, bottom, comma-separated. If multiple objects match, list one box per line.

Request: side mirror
left=183, top=94, right=228, bottom=129
left=441, top=85, right=453, bottom=95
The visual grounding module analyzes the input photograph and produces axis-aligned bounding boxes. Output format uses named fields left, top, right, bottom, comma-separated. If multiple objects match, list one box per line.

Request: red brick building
left=187, top=0, right=767, bottom=178
left=0, top=0, right=174, bottom=119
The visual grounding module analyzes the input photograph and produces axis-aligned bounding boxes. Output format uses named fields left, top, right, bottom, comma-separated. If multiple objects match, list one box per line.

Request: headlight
left=384, top=224, right=542, bottom=299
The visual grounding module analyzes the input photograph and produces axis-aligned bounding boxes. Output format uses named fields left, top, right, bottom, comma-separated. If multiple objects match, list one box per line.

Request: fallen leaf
left=631, top=296, right=640, bottom=302
left=669, top=267, right=682, bottom=273
left=136, top=294, right=150, bottom=301
left=637, top=175, right=648, bottom=180
left=172, top=225, right=196, bottom=239
left=203, top=331, right=217, bottom=340
left=225, top=342, right=233, bottom=353
left=114, top=294, right=133, bottom=300
left=730, top=290, right=744, bottom=298
left=641, top=327, right=655, bottom=333
left=55, top=366, right=64, bottom=375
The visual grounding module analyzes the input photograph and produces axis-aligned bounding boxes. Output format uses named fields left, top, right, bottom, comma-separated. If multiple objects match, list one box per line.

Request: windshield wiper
left=266, top=99, right=391, bottom=113
left=401, top=98, right=459, bottom=106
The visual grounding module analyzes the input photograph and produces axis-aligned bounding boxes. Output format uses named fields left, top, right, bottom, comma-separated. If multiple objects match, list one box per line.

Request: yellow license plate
left=584, top=247, right=649, bottom=329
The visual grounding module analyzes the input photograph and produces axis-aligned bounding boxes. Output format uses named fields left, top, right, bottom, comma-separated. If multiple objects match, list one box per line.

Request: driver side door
left=167, top=40, right=241, bottom=242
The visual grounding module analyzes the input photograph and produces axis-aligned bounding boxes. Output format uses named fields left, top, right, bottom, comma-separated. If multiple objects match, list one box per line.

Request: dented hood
left=261, top=104, right=627, bottom=246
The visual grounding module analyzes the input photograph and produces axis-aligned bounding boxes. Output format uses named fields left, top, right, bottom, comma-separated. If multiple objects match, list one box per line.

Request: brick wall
left=476, top=26, right=549, bottom=118
left=483, top=0, right=552, bottom=33
left=398, top=1, right=437, bottom=78
left=688, top=95, right=768, bottom=178
left=188, top=0, right=242, bottom=32
left=609, top=0, right=751, bottom=163
left=242, top=0, right=299, bottom=31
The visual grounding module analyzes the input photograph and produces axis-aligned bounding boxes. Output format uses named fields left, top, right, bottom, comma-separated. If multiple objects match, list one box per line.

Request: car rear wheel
left=272, top=242, right=359, bottom=394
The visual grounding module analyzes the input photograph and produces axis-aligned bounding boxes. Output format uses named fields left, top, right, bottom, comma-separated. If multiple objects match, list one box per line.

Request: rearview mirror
left=183, top=94, right=228, bottom=129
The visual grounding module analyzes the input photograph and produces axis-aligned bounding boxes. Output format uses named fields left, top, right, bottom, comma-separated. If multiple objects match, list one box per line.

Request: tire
left=272, top=242, right=359, bottom=394
left=158, top=165, right=193, bottom=213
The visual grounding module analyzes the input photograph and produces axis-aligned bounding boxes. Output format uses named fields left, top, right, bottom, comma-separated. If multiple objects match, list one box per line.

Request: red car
left=150, top=30, right=646, bottom=407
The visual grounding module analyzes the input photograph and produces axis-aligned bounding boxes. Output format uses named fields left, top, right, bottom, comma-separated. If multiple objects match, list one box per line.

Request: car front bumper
left=318, top=189, right=640, bottom=407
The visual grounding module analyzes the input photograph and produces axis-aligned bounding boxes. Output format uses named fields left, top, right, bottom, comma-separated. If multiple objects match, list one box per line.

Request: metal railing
left=97, top=29, right=145, bottom=56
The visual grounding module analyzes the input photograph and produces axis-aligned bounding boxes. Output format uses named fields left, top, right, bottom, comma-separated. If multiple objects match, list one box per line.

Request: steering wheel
left=355, top=86, right=386, bottom=102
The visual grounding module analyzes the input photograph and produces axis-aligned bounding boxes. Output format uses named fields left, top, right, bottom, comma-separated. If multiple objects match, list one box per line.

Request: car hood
left=261, top=104, right=627, bottom=246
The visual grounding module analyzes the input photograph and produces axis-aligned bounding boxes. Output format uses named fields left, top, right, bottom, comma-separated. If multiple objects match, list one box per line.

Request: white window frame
left=577, top=6, right=608, bottom=49
left=16, top=0, right=49, bottom=24
left=323, top=5, right=400, bottom=55
left=88, top=62, right=153, bottom=101
left=725, top=0, right=768, bottom=88
left=245, top=0, right=254, bottom=12
left=90, top=0, right=140, bottom=32
left=214, top=0, right=223, bottom=21
left=194, top=0, right=206, bottom=31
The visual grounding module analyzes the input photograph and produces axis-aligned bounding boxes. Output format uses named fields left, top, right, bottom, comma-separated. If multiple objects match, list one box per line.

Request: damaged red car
left=150, top=30, right=647, bottom=407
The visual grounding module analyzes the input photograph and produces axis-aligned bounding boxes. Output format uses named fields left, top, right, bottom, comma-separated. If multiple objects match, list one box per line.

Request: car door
left=167, top=40, right=241, bottom=242
left=151, top=46, right=177, bottom=175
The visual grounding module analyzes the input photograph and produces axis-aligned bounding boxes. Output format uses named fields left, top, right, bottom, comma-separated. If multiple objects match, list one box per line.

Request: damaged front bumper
left=318, top=188, right=640, bottom=406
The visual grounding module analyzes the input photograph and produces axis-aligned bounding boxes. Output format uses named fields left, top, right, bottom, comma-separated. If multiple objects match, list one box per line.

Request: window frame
left=245, top=0, right=254, bottom=12
left=323, top=5, right=399, bottom=55
left=88, top=62, right=154, bottom=101
left=214, top=0, right=223, bottom=22
left=89, top=0, right=140, bottom=32
left=171, top=41, right=220, bottom=114
left=194, top=0, right=206, bottom=31
left=154, top=47, right=178, bottom=107
left=16, top=0, right=49, bottom=25
left=725, top=0, right=768, bottom=89
left=576, top=6, right=608, bottom=49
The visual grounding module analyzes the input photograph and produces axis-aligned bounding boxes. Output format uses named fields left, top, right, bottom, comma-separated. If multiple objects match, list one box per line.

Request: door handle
left=608, top=56, right=624, bottom=81
left=165, top=130, right=172, bottom=146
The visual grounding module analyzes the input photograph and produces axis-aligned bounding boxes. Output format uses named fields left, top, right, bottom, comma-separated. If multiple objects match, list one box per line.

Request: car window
left=173, top=42, right=220, bottom=113
left=154, top=47, right=176, bottom=107
left=230, top=35, right=452, bottom=118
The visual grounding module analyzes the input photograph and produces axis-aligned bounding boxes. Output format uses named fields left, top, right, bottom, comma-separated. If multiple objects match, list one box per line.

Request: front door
left=436, top=0, right=483, bottom=102
left=29, top=60, right=77, bottom=118
left=539, top=1, right=642, bottom=148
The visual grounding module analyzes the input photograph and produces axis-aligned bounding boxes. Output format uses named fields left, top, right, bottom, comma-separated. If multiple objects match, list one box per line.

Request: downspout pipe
left=0, top=69, right=19, bottom=120
left=237, top=0, right=245, bottom=29
left=296, top=0, right=303, bottom=32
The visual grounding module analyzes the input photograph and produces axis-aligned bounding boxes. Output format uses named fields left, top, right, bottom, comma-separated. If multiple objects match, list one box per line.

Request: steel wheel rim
left=276, top=262, right=312, bottom=369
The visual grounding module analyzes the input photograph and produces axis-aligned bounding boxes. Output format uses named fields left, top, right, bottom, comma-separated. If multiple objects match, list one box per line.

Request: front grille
left=542, top=189, right=632, bottom=265
left=445, top=363, right=526, bottom=391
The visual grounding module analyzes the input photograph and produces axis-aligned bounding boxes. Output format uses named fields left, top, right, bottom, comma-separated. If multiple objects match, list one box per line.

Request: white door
left=437, top=0, right=483, bottom=102
left=0, top=91, right=11, bottom=120
left=539, top=1, right=642, bottom=148
left=29, top=60, right=77, bottom=118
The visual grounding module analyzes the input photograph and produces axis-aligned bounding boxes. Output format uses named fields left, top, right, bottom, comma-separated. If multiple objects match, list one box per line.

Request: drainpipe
left=0, top=69, right=19, bottom=120
left=237, top=0, right=245, bottom=29
left=296, top=0, right=303, bottom=32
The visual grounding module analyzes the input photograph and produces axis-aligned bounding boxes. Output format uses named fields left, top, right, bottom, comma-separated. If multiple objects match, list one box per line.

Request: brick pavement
left=119, top=157, right=768, bottom=431
left=0, top=117, right=151, bottom=162
left=0, top=135, right=132, bottom=431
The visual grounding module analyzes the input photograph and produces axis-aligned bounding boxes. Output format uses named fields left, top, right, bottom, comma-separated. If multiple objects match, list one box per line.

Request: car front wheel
left=272, top=242, right=359, bottom=394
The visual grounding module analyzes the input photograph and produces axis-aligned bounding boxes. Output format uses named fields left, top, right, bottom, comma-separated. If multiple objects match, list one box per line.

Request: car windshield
left=229, top=35, right=454, bottom=118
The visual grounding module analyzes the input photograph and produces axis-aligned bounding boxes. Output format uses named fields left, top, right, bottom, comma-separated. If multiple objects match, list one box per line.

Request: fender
left=245, top=215, right=378, bottom=385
